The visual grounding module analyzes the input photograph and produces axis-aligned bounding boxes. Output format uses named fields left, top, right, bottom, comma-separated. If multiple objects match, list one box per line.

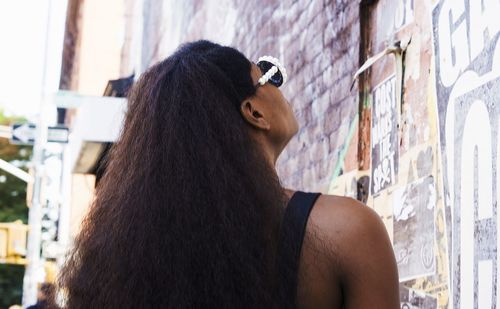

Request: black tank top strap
left=277, top=190, right=321, bottom=307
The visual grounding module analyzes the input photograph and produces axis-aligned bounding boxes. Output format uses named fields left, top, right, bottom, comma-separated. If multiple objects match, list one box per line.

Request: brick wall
left=130, top=0, right=361, bottom=193
left=99, top=0, right=500, bottom=305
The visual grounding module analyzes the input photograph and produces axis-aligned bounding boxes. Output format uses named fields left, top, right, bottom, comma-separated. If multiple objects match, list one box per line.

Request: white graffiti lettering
left=459, top=100, right=493, bottom=309
left=372, top=77, right=396, bottom=145
left=469, top=0, right=500, bottom=61
left=438, top=0, right=468, bottom=87
left=438, top=0, right=500, bottom=87
left=371, top=76, right=398, bottom=195
left=372, top=154, right=395, bottom=193
left=394, top=0, right=414, bottom=30
left=497, top=116, right=500, bottom=308
left=478, top=260, right=493, bottom=309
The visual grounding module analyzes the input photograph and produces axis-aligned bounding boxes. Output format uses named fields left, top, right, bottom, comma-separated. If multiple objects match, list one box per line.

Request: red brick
left=311, top=90, right=331, bottom=118
left=307, top=0, right=325, bottom=21
left=296, top=105, right=312, bottom=126
left=312, top=50, right=332, bottom=80
left=306, top=120, right=324, bottom=142
left=286, top=1, right=301, bottom=23
left=319, top=153, right=338, bottom=179
left=329, top=124, right=344, bottom=153
left=294, top=148, right=311, bottom=173
left=296, top=5, right=312, bottom=33
left=311, top=137, right=330, bottom=162
left=344, top=2, right=359, bottom=25
left=312, top=8, right=329, bottom=32
left=302, top=167, right=315, bottom=190
left=329, top=74, right=353, bottom=105
left=137, top=0, right=363, bottom=193
left=323, top=0, right=334, bottom=7
left=322, top=105, right=342, bottom=135
left=323, top=22, right=336, bottom=47
left=303, top=83, right=318, bottom=106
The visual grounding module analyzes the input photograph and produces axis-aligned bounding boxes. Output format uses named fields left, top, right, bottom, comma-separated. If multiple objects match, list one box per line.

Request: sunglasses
left=255, top=56, right=288, bottom=89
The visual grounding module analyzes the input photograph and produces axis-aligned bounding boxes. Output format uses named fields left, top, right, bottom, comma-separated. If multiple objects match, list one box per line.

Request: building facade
left=61, top=0, right=500, bottom=307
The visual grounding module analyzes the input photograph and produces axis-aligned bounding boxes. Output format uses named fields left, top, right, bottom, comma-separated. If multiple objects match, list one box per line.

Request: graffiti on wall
left=432, top=0, right=500, bottom=307
left=371, top=75, right=399, bottom=195
left=400, top=284, right=438, bottom=309
left=393, top=175, right=436, bottom=281
left=375, top=0, right=415, bottom=43
left=393, top=0, right=414, bottom=31
left=340, top=0, right=449, bottom=306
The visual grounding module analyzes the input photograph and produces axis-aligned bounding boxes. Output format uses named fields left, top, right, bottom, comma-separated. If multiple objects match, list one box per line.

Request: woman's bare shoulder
left=308, top=194, right=393, bottom=266
left=285, top=190, right=388, bottom=254
left=284, top=190, right=380, bottom=232
left=310, top=194, right=383, bottom=235
left=308, top=194, right=400, bottom=308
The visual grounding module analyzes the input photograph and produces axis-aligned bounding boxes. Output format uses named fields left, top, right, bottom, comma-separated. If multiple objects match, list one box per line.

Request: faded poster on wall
left=393, top=0, right=413, bottom=31
left=393, top=176, right=436, bottom=281
left=371, top=75, right=399, bottom=195
left=432, top=0, right=500, bottom=307
left=399, top=285, right=438, bottom=309
left=375, top=0, right=414, bottom=43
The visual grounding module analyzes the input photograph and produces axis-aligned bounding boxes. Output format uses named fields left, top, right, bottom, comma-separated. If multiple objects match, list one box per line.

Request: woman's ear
left=240, top=100, right=271, bottom=130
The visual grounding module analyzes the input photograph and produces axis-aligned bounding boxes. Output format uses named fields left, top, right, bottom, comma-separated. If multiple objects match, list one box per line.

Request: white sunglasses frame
left=255, top=56, right=288, bottom=88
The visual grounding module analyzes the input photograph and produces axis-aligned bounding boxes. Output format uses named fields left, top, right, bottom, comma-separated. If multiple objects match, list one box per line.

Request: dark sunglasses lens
left=257, top=61, right=283, bottom=87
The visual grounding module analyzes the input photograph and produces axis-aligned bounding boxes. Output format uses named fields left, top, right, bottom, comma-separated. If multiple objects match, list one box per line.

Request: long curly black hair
left=58, top=40, right=295, bottom=308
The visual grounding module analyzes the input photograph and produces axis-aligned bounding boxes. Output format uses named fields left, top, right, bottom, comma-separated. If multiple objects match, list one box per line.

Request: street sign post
left=47, top=126, right=69, bottom=144
left=11, top=123, right=36, bottom=144
left=11, top=123, right=69, bottom=145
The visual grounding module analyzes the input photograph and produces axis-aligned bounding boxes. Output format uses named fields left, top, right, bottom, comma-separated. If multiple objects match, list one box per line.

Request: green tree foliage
left=0, top=138, right=31, bottom=223
left=0, top=109, right=33, bottom=308
left=0, top=264, right=25, bottom=309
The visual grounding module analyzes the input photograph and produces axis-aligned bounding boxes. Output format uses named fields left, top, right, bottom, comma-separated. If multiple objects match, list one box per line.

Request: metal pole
left=0, top=158, right=33, bottom=183
left=57, top=143, right=72, bottom=268
left=22, top=0, right=52, bottom=305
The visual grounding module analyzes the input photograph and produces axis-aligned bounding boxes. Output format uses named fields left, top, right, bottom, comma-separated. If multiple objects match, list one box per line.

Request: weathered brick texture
left=129, top=0, right=360, bottom=192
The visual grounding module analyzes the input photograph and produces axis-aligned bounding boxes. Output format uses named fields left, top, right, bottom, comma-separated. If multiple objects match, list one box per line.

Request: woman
left=59, top=40, right=399, bottom=308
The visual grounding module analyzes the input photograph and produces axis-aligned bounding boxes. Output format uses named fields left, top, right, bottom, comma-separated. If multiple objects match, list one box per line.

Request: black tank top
left=277, top=191, right=321, bottom=307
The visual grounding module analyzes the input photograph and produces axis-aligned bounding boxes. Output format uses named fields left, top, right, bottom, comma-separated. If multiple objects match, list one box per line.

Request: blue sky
left=0, top=0, right=66, bottom=120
